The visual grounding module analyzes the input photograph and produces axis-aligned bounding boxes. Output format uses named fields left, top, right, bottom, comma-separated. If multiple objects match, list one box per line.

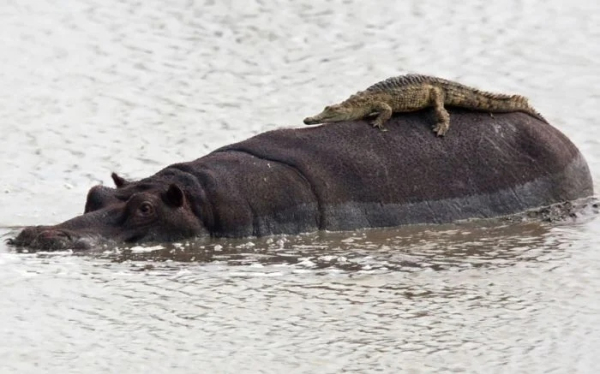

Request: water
left=1, top=0, right=599, bottom=372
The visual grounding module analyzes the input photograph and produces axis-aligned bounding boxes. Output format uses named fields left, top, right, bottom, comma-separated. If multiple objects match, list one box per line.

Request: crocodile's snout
left=303, top=117, right=318, bottom=125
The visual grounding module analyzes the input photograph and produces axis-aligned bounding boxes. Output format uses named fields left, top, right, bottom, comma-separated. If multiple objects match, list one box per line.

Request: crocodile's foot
left=370, top=121, right=388, bottom=132
left=433, top=122, right=449, bottom=137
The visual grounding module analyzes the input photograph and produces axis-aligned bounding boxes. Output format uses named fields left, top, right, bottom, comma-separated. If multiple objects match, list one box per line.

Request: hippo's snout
left=28, top=228, right=74, bottom=251
left=10, top=227, right=93, bottom=251
left=9, top=226, right=45, bottom=247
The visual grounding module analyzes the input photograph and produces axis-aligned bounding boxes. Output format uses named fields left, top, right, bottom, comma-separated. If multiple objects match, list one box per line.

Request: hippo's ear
left=163, top=184, right=185, bottom=208
left=111, top=172, right=129, bottom=188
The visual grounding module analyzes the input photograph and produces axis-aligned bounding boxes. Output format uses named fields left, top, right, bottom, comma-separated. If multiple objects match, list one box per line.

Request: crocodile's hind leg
left=370, top=102, right=393, bottom=131
left=430, top=87, right=450, bottom=136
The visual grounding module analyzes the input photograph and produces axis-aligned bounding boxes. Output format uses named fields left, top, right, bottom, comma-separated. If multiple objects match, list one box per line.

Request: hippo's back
left=212, top=109, right=593, bottom=231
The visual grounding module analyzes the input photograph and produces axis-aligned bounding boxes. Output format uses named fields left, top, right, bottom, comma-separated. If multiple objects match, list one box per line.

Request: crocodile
left=303, top=74, right=546, bottom=136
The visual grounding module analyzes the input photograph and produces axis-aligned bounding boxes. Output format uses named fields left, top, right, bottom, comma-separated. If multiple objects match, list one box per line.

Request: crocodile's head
left=304, top=104, right=361, bottom=125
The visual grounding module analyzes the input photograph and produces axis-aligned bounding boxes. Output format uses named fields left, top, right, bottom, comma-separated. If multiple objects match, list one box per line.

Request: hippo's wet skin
left=10, top=109, right=594, bottom=250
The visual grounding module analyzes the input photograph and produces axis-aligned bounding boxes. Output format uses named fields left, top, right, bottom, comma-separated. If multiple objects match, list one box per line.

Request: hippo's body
left=11, top=110, right=593, bottom=250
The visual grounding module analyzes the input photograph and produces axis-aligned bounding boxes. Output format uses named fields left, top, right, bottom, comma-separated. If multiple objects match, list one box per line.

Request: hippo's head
left=9, top=174, right=208, bottom=251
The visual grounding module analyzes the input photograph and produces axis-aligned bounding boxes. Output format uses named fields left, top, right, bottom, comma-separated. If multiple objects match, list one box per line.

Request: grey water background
left=0, top=0, right=599, bottom=372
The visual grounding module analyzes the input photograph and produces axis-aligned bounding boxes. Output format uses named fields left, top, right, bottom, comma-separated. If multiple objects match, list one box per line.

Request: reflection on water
left=1, top=0, right=600, bottom=372
left=104, top=219, right=584, bottom=271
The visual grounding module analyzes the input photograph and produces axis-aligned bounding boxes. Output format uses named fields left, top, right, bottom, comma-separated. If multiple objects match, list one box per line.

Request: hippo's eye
left=137, top=202, right=155, bottom=217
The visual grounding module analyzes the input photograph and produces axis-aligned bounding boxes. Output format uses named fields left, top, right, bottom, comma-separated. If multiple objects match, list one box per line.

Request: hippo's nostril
left=38, top=231, right=53, bottom=239
left=57, top=231, right=69, bottom=238
left=38, top=230, right=71, bottom=241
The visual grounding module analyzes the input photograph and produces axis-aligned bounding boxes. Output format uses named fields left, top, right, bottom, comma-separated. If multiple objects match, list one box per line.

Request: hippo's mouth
left=8, top=226, right=96, bottom=251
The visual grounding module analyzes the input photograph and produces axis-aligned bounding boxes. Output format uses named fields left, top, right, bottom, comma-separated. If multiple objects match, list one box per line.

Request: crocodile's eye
left=137, top=202, right=155, bottom=217
left=324, top=106, right=331, bottom=111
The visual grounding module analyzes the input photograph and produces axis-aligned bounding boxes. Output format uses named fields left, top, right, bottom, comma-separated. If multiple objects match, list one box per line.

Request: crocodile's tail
left=499, top=95, right=548, bottom=124
left=451, top=92, right=548, bottom=123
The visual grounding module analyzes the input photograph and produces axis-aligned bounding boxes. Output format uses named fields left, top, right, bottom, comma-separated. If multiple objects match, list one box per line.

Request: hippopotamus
left=10, top=109, right=593, bottom=250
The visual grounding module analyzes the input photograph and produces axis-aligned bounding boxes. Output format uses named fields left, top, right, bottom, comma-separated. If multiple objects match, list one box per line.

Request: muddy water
left=1, top=0, right=599, bottom=372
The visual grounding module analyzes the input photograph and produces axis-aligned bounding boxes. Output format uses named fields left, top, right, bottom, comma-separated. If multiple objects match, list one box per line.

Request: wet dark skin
left=10, top=179, right=206, bottom=250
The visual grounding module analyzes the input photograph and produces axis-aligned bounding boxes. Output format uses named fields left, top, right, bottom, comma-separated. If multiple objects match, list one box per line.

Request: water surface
left=1, top=0, right=599, bottom=372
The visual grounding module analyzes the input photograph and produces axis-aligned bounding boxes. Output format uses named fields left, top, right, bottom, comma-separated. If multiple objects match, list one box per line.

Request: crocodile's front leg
left=430, top=87, right=450, bottom=136
left=370, top=102, right=393, bottom=131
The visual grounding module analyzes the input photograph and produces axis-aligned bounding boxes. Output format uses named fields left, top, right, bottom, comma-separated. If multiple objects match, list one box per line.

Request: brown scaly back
left=365, top=74, right=438, bottom=92
left=365, top=74, right=515, bottom=100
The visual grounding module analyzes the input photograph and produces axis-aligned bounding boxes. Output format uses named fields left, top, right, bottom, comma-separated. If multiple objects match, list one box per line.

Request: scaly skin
left=303, top=74, right=547, bottom=136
